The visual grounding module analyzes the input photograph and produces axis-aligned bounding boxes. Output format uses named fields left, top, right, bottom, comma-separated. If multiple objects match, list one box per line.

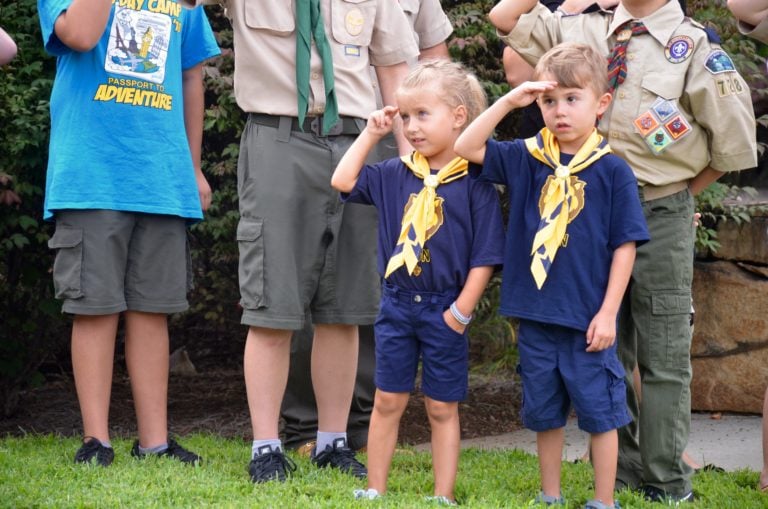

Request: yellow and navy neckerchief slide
left=525, top=128, right=611, bottom=289
left=384, top=151, right=468, bottom=278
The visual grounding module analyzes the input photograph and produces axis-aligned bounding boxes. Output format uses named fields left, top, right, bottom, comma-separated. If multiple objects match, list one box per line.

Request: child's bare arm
left=688, top=166, right=725, bottom=196
left=728, top=0, right=768, bottom=27
left=586, top=242, right=636, bottom=352
left=183, top=63, right=211, bottom=212
left=489, top=0, right=538, bottom=35
left=454, top=81, right=556, bottom=164
left=443, top=266, right=495, bottom=333
left=0, top=27, right=17, bottom=65
left=331, top=106, right=399, bottom=193
left=53, top=0, right=112, bottom=52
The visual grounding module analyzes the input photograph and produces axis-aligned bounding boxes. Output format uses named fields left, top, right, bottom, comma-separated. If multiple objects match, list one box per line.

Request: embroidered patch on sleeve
left=705, top=50, right=736, bottom=74
left=714, top=75, right=745, bottom=97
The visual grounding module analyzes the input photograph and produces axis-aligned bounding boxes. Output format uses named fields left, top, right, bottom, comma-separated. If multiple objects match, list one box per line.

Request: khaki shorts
left=237, top=115, right=380, bottom=329
left=48, top=210, right=191, bottom=315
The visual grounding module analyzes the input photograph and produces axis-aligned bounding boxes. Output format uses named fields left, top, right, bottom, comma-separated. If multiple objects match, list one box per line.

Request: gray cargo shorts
left=48, top=209, right=191, bottom=315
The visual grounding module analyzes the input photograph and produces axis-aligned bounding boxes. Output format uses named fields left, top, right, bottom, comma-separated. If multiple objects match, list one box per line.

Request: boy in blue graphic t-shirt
left=455, top=43, right=649, bottom=509
left=38, top=0, right=219, bottom=466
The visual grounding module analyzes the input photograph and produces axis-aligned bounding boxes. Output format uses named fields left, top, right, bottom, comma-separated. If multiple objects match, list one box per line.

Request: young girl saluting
left=331, top=60, right=505, bottom=504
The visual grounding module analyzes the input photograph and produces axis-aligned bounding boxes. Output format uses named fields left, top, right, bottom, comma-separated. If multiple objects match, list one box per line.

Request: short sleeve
left=38, top=0, right=75, bottom=56
left=181, top=5, right=221, bottom=70
left=608, top=158, right=650, bottom=249
left=738, top=18, right=768, bottom=44
left=685, top=42, right=757, bottom=172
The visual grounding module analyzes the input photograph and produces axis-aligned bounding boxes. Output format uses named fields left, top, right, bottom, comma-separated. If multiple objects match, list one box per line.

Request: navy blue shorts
left=517, top=319, right=631, bottom=434
left=374, top=285, right=468, bottom=402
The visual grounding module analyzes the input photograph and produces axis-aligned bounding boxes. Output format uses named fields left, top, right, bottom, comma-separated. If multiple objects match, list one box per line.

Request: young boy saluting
left=489, top=0, right=757, bottom=502
left=455, top=42, right=649, bottom=509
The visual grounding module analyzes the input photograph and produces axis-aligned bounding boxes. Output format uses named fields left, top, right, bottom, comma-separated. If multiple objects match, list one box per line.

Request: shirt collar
left=606, top=0, right=685, bottom=46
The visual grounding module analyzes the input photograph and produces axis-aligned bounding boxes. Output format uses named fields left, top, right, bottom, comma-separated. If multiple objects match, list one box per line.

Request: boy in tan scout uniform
left=489, top=0, right=757, bottom=502
left=728, top=0, right=768, bottom=43
left=281, top=0, right=454, bottom=455
left=200, top=0, right=418, bottom=482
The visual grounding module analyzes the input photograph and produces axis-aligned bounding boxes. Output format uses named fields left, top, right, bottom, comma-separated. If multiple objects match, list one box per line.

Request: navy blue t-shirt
left=473, top=139, right=649, bottom=331
left=343, top=157, right=505, bottom=293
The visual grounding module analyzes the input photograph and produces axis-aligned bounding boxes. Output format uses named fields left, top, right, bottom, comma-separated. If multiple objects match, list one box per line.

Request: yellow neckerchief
left=384, top=151, right=468, bottom=278
left=524, top=127, right=612, bottom=289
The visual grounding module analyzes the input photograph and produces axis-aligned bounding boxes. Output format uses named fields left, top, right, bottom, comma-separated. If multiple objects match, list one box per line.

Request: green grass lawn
left=1, top=434, right=765, bottom=508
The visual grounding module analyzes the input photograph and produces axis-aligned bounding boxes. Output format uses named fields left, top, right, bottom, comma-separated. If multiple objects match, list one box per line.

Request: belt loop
left=277, top=116, right=292, bottom=142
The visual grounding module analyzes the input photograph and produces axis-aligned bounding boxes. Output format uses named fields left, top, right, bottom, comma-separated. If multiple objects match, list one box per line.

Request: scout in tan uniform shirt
left=728, top=0, right=768, bottom=44
left=200, top=0, right=419, bottom=483
left=489, top=0, right=757, bottom=503
left=281, top=0, right=454, bottom=456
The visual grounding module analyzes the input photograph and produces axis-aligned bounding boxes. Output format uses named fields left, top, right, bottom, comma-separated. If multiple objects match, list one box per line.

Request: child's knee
left=424, top=398, right=458, bottom=423
left=373, top=391, right=409, bottom=416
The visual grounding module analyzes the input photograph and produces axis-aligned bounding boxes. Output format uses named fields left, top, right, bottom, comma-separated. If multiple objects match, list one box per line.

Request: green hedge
left=0, top=0, right=765, bottom=415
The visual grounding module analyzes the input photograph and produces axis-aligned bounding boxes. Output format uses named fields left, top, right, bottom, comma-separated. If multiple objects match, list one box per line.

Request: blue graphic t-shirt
left=473, top=139, right=650, bottom=331
left=38, top=0, right=220, bottom=220
left=342, top=156, right=505, bottom=293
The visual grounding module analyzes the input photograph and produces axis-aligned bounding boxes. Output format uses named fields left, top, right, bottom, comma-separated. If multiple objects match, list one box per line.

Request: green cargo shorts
left=237, top=115, right=380, bottom=330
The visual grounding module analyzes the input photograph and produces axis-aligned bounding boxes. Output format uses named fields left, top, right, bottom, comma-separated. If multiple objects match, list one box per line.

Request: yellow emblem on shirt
left=345, top=8, right=364, bottom=36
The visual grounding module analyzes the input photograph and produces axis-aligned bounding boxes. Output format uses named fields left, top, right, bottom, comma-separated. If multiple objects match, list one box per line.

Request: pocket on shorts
left=649, top=291, right=692, bottom=368
left=47, top=227, right=84, bottom=299
left=603, top=357, right=626, bottom=407
left=331, top=0, right=376, bottom=47
left=237, top=217, right=267, bottom=309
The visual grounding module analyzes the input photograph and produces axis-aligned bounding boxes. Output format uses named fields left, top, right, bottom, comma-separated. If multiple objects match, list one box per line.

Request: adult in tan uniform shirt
left=202, top=0, right=418, bottom=482
left=726, top=0, right=768, bottom=492
left=281, top=0, right=453, bottom=454
left=490, top=0, right=756, bottom=501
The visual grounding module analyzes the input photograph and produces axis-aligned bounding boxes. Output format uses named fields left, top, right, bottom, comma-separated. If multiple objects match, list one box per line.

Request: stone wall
left=691, top=210, right=768, bottom=414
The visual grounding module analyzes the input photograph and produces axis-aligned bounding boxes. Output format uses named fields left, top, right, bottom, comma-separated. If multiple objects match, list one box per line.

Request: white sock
left=252, top=439, right=282, bottom=459
left=316, top=431, right=346, bottom=452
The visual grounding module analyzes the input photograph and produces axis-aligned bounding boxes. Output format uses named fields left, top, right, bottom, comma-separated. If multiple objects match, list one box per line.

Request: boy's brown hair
left=533, top=42, right=609, bottom=96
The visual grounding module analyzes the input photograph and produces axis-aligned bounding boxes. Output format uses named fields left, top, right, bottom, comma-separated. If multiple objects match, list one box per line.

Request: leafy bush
left=0, top=1, right=64, bottom=416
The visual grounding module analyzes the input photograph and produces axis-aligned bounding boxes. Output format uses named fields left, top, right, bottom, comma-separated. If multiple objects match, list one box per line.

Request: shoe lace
left=75, top=437, right=112, bottom=465
left=326, top=447, right=366, bottom=476
left=251, top=451, right=297, bottom=479
left=163, top=439, right=200, bottom=463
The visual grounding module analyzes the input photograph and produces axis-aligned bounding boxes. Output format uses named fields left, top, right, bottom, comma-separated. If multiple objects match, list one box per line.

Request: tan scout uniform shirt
left=400, top=0, right=453, bottom=51
left=500, top=1, right=757, bottom=187
left=217, top=0, right=419, bottom=119
left=738, top=18, right=768, bottom=44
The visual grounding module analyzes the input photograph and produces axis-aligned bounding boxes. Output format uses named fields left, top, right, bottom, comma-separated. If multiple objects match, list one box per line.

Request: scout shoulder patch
left=665, top=35, right=693, bottom=64
left=705, top=50, right=736, bottom=74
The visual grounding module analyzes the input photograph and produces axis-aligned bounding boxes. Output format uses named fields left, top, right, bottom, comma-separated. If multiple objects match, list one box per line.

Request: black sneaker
left=311, top=437, right=367, bottom=479
left=248, top=446, right=296, bottom=483
left=74, top=437, right=114, bottom=467
left=131, top=438, right=201, bottom=465
left=641, top=485, right=695, bottom=504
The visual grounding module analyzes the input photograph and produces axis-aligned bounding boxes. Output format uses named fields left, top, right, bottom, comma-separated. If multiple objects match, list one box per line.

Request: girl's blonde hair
left=397, top=59, right=487, bottom=126
left=533, top=42, right=609, bottom=96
